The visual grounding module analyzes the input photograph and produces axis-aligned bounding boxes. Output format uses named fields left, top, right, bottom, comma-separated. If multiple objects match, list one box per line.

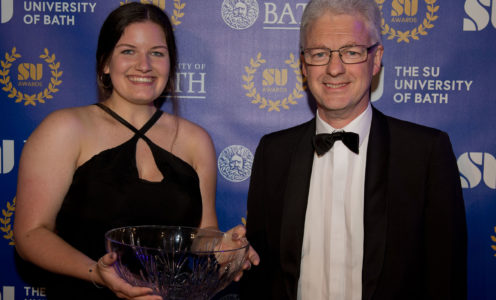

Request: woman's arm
left=13, top=108, right=160, bottom=299
left=14, top=108, right=92, bottom=278
left=178, top=119, right=218, bottom=229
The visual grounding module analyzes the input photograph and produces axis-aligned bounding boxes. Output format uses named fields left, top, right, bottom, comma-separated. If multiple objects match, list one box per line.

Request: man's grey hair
left=300, top=0, right=382, bottom=50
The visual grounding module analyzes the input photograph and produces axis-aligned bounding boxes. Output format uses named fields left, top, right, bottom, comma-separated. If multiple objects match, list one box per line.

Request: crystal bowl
left=105, top=225, right=249, bottom=300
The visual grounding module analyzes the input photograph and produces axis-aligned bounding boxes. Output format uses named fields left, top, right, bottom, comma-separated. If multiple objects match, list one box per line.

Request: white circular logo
left=218, top=145, right=254, bottom=182
left=221, top=0, right=259, bottom=30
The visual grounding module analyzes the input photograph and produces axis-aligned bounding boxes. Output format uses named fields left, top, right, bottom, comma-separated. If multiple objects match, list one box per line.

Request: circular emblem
left=221, top=0, right=259, bottom=30
left=0, top=47, right=63, bottom=106
left=218, top=145, right=254, bottom=183
left=243, top=52, right=305, bottom=112
left=1, top=198, right=15, bottom=246
left=375, top=0, right=438, bottom=43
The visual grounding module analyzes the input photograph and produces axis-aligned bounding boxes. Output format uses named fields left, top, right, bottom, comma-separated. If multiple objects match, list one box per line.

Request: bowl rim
left=105, top=225, right=250, bottom=254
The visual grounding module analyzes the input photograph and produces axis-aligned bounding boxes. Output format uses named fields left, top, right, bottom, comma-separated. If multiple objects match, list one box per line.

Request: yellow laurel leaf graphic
left=376, top=0, right=438, bottom=43
left=122, top=0, right=185, bottom=28
left=259, top=98, right=267, bottom=109
left=268, top=100, right=281, bottom=112
left=1, top=198, right=15, bottom=246
left=244, top=66, right=255, bottom=75
left=492, top=226, right=496, bottom=257
left=46, top=54, right=55, bottom=63
left=242, top=53, right=305, bottom=112
left=40, top=48, right=48, bottom=58
left=4, top=231, right=13, bottom=241
left=170, top=0, right=185, bottom=27
left=250, top=93, right=261, bottom=104
left=242, top=75, right=253, bottom=82
left=2, top=209, right=12, bottom=218
left=243, top=82, right=254, bottom=90
left=0, top=48, right=62, bottom=106
left=246, top=91, right=256, bottom=98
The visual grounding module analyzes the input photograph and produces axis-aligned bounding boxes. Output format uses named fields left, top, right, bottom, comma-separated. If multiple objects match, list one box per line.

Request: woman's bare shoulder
left=169, top=116, right=215, bottom=167
left=25, top=105, right=99, bottom=152
left=175, top=116, right=212, bottom=144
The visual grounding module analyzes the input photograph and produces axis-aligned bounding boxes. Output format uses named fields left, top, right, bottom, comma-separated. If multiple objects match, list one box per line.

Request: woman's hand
left=94, top=253, right=162, bottom=300
left=224, top=225, right=260, bottom=281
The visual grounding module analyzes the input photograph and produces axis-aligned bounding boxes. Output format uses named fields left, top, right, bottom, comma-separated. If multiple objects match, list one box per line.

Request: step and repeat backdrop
left=0, top=0, right=495, bottom=299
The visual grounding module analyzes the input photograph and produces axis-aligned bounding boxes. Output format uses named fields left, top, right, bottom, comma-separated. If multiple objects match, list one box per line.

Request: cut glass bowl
left=105, top=225, right=249, bottom=300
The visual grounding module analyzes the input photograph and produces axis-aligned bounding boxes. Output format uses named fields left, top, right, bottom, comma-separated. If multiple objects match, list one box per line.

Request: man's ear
left=301, top=53, right=308, bottom=77
left=372, top=44, right=384, bottom=76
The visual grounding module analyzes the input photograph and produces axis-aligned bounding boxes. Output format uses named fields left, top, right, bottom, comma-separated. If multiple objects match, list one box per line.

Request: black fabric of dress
left=45, top=103, right=203, bottom=299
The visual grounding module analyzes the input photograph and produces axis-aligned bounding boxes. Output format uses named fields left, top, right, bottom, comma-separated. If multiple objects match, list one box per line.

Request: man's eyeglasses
left=302, top=42, right=380, bottom=66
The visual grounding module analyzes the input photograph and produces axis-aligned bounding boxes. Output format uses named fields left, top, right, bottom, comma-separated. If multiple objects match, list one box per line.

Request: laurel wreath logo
left=170, top=0, right=185, bottom=26
left=491, top=226, right=496, bottom=257
left=1, top=198, right=15, bottom=246
left=243, top=53, right=305, bottom=112
left=0, top=48, right=63, bottom=106
left=121, top=0, right=185, bottom=27
left=375, top=0, right=438, bottom=43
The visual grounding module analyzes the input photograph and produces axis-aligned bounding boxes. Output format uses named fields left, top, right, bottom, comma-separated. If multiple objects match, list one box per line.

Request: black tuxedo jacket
left=240, top=107, right=466, bottom=300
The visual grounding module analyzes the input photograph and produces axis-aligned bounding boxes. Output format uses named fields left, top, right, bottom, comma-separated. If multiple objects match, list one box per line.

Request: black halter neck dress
left=46, top=103, right=202, bottom=299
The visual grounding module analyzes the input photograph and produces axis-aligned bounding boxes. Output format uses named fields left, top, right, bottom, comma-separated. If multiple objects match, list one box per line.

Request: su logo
left=457, top=152, right=496, bottom=189
left=391, top=0, right=418, bottom=16
left=263, top=69, right=288, bottom=87
left=463, top=0, right=496, bottom=31
left=18, top=63, right=43, bottom=81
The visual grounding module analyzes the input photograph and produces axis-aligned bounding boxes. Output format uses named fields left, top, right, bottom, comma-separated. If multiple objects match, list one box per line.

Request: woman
left=13, top=3, right=257, bottom=299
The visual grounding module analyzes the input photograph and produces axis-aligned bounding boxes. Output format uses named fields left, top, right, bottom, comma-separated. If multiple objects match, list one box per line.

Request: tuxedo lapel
left=279, top=119, right=316, bottom=298
left=362, top=108, right=390, bottom=300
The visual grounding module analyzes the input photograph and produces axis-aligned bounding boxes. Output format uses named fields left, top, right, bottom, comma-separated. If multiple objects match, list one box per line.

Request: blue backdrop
left=1, top=0, right=495, bottom=299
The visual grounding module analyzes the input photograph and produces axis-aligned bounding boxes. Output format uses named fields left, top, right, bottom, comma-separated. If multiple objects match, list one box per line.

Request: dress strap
left=95, top=103, right=164, bottom=139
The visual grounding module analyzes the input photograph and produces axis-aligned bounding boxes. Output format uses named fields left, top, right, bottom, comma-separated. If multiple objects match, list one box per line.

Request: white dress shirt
left=297, top=104, right=372, bottom=300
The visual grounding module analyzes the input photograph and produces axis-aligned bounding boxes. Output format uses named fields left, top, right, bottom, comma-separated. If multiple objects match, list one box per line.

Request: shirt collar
left=315, top=103, right=373, bottom=148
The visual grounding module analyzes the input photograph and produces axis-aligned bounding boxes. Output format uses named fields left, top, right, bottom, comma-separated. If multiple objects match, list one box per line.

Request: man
left=240, top=0, right=467, bottom=299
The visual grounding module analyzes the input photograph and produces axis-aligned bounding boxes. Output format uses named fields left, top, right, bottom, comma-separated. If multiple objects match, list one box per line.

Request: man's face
left=302, top=13, right=383, bottom=127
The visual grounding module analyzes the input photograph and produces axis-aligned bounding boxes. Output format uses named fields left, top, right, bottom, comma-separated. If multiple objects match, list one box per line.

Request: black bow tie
left=313, top=131, right=359, bottom=155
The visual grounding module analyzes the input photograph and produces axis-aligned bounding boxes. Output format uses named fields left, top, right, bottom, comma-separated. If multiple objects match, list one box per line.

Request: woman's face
left=104, top=21, right=170, bottom=105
